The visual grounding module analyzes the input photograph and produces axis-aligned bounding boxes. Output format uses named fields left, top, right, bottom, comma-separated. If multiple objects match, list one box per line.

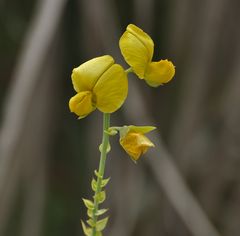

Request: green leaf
left=99, top=143, right=111, bottom=153
left=94, top=170, right=103, bottom=179
left=92, top=177, right=109, bottom=192
left=87, top=218, right=95, bottom=227
left=91, top=178, right=97, bottom=191
left=82, top=198, right=94, bottom=210
left=94, top=191, right=106, bottom=203
left=81, top=220, right=92, bottom=236
left=96, top=217, right=109, bottom=231
left=87, top=208, right=93, bottom=218
left=101, top=178, right=110, bottom=188
left=95, top=208, right=108, bottom=216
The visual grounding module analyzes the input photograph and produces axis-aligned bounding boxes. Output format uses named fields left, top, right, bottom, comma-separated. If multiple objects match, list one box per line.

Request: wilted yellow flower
left=119, top=126, right=156, bottom=161
left=119, top=24, right=175, bottom=87
left=69, top=55, right=128, bottom=118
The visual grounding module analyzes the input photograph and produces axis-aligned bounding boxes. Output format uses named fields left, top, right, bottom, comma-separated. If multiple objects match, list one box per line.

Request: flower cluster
left=69, top=24, right=175, bottom=160
left=69, top=24, right=175, bottom=236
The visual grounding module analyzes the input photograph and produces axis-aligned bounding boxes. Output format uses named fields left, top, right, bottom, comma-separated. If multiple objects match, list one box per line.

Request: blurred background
left=1, top=0, right=240, bottom=236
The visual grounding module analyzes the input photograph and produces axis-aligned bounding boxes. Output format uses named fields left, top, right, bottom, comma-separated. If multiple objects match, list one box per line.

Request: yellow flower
left=69, top=55, right=128, bottom=118
left=119, top=24, right=175, bottom=87
left=119, top=126, right=156, bottom=161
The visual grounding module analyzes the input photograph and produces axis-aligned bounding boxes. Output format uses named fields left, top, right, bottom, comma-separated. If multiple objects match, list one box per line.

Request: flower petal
left=71, top=55, right=114, bottom=92
left=145, top=60, right=175, bottom=87
left=69, top=91, right=96, bottom=118
left=119, top=24, right=154, bottom=78
left=93, top=64, right=128, bottom=113
left=120, top=132, right=155, bottom=161
left=126, top=24, right=154, bottom=61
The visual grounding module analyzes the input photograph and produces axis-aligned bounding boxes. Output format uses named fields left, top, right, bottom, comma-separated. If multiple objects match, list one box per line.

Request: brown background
left=0, top=0, right=240, bottom=236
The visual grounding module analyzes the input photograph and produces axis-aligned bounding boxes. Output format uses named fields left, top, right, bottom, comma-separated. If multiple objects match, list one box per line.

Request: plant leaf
left=95, top=208, right=108, bottom=216
left=94, top=170, right=102, bottom=179
left=87, top=218, right=95, bottom=227
left=101, top=178, right=110, bottom=188
left=87, top=209, right=93, bottom=218
left=96, top=217, right=109, bottom=231
left=81, top=220, right=92, bottom=236
left=82, top=198, right=94, bottom=210
left=91, top=178, right=97, bottom=191
left=95, top=191, right=106, bottom=203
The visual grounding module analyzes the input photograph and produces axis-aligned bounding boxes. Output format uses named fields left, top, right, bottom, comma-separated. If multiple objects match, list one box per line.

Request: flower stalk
left=91, top=113, right=110, bottom=236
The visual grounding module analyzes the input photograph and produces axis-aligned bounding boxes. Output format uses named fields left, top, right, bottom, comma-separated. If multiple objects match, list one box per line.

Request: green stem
left=91, top=113, right=110, bottom=236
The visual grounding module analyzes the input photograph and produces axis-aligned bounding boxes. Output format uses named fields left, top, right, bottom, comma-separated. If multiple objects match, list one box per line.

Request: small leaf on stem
left=81, top=220, right=92, bottom=236
left=87, top=209, right=93, bottom=218
left=94, top=191, right=106, bottom=203
left=96, top=217, right=109, bottom=231
left=91, top=178, right=97, bottom=191
left=82, top=198, right=94, bottom=210
left=87, top=218, right=95, bottom=227
left=101, top=178, right=110, bottom=188
left=95, top=208, right=108, bottom=216
left=94, top=170, right=103, bottom=179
